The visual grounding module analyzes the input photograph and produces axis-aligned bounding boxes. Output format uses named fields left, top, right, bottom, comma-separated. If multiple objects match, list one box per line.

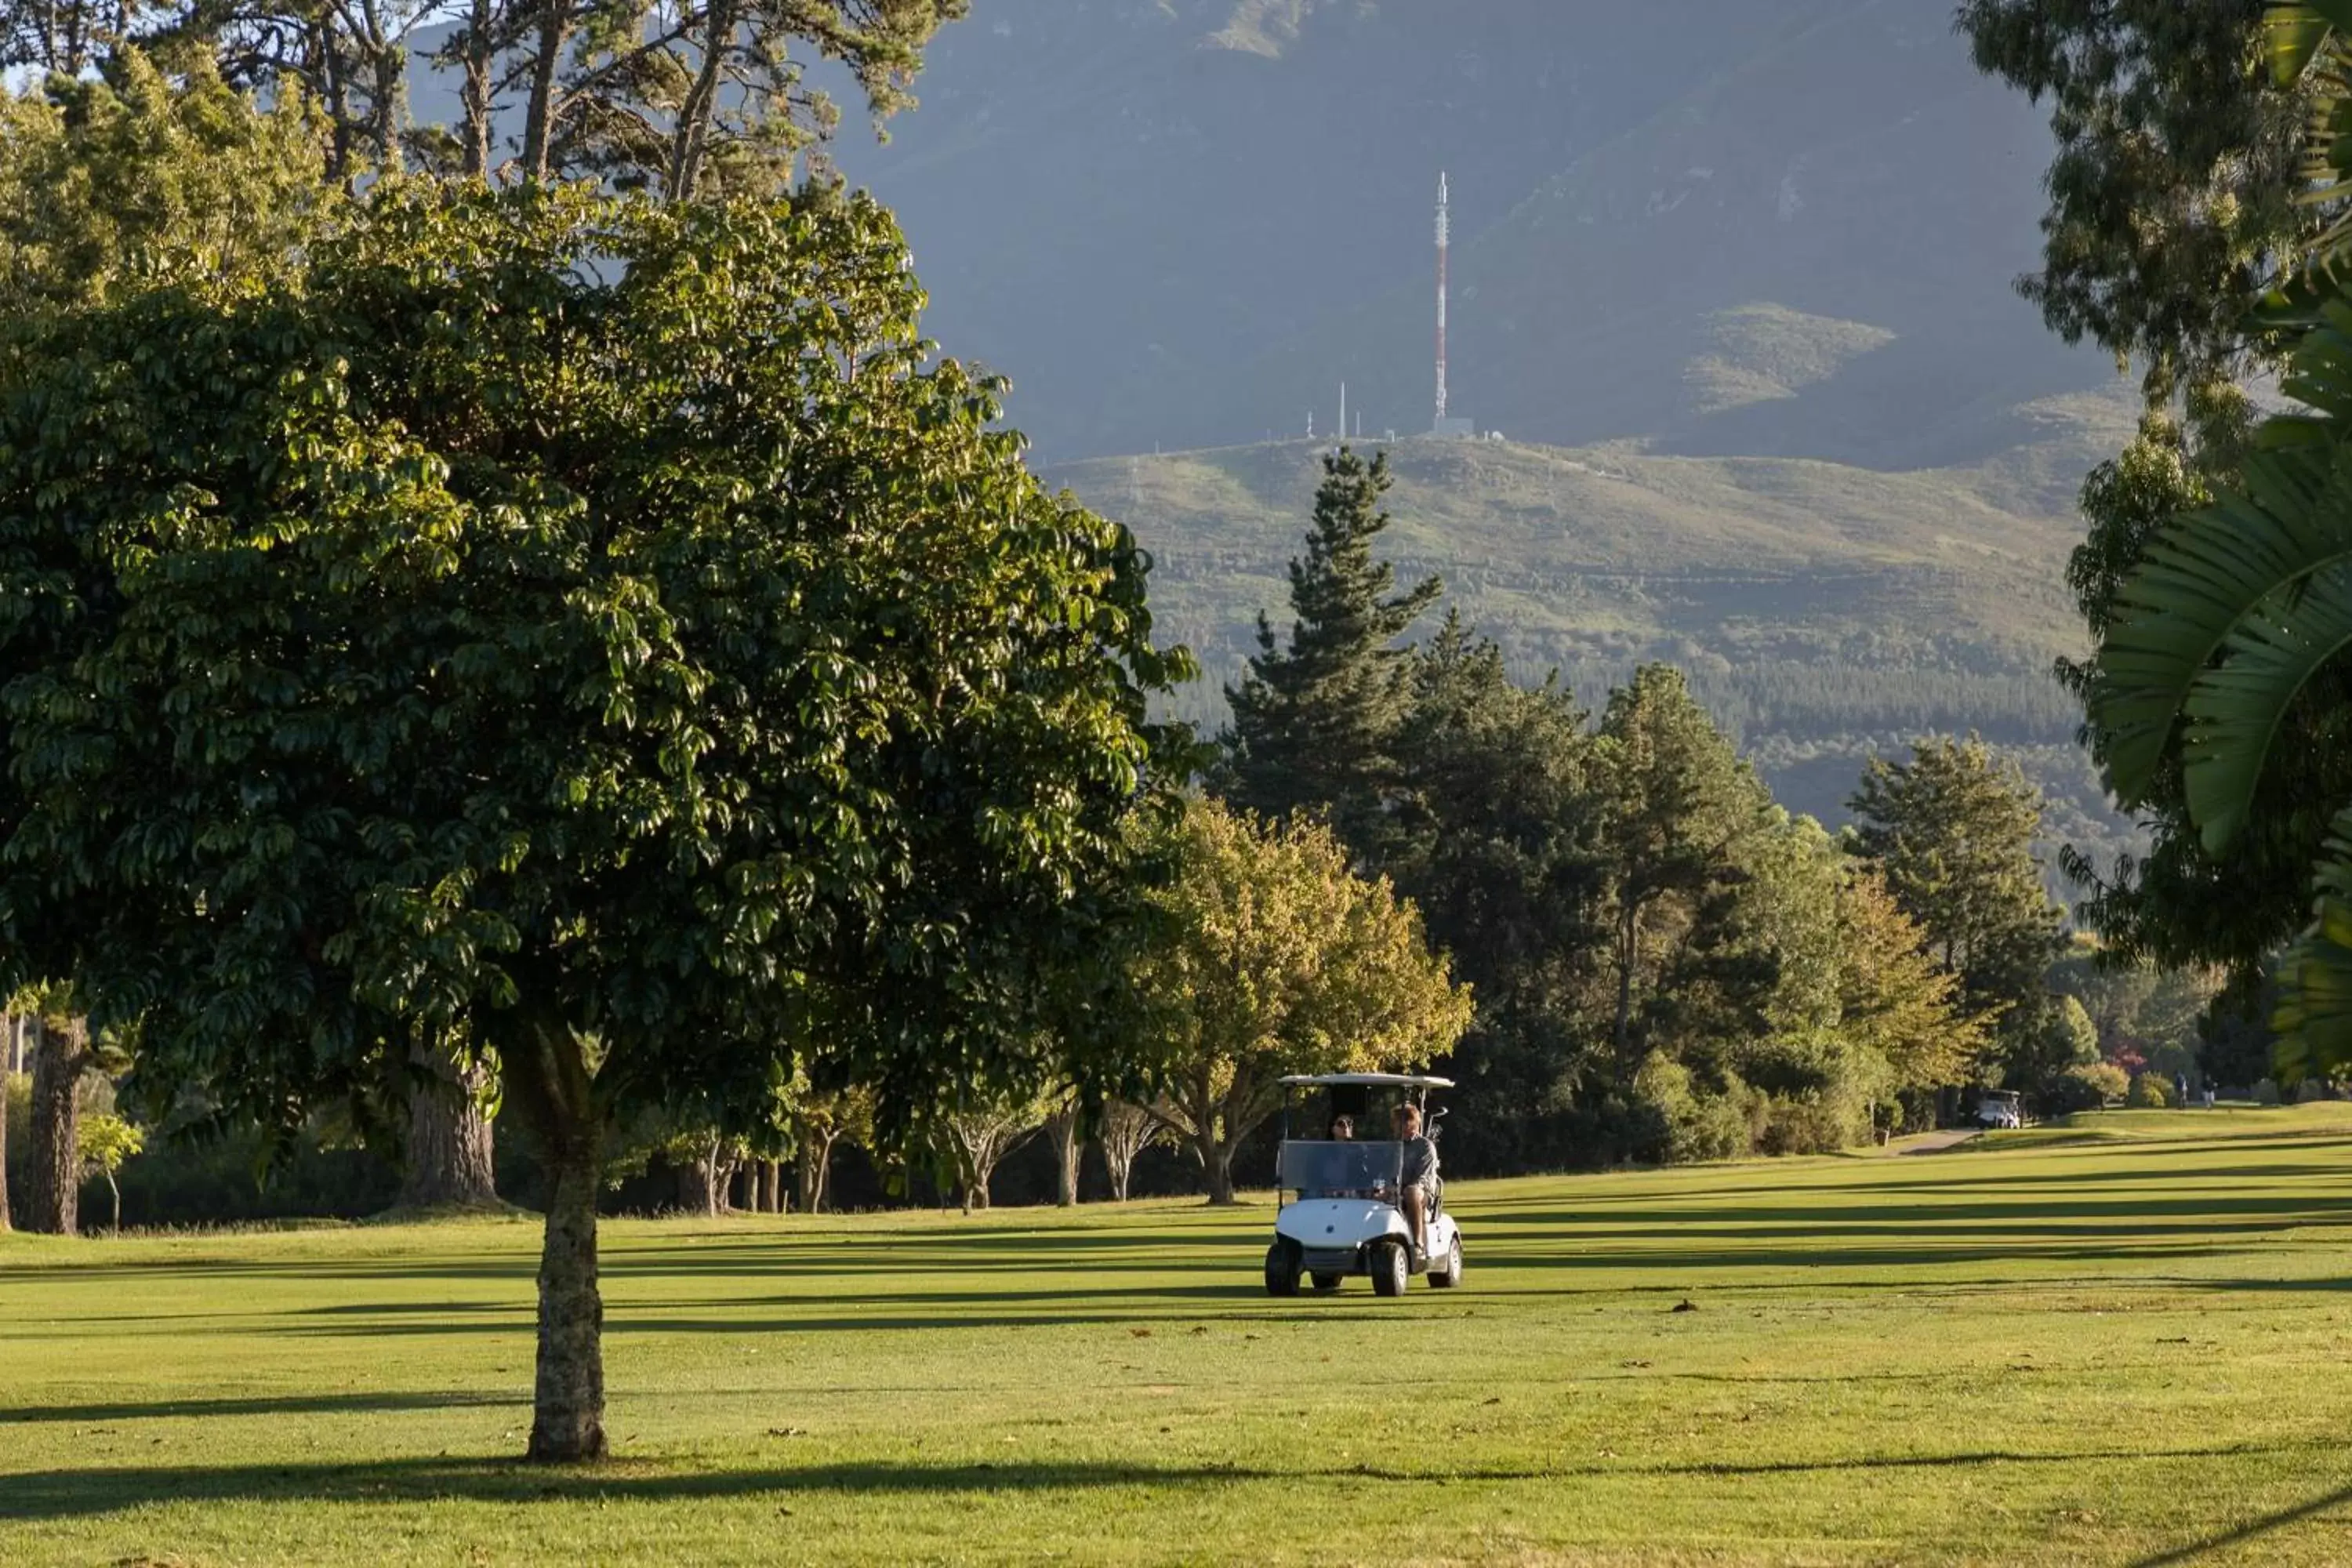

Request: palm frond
left=2270, top=4, right=2352, bottom=276
left=2089, top=439, right=2352, bottom=804
left=2181, top=563, right=2352, bottom=848
left=2273, top=805, right=2352, bottom=1080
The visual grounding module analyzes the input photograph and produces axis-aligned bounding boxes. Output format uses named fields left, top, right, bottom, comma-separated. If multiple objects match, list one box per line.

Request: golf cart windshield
left=1280, top=1139, right=1403, bottom=1197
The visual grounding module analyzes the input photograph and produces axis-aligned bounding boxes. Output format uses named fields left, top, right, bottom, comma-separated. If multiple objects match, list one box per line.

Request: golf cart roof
left=1279, top=1073, right=1456, bottom=1089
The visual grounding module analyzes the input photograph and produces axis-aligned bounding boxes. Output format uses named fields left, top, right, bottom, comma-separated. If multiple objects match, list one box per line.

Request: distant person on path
left=2204, top=1086, right=2216, bottom=1109
left=2176, top=1073, right=2190, bottom=1107
left=1392, top=1103, right=1439, bottom=1258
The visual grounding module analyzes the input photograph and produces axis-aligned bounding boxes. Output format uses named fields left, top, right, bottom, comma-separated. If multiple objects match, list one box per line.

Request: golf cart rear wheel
left=1310, top=1272, right=1343, bottom=1292
left=1428, top=1235, right=1464, bottom=1289
left=1265, top=1240, right=1303, bottom=1298
left=1370, top=1242, right=1408, bottom=1298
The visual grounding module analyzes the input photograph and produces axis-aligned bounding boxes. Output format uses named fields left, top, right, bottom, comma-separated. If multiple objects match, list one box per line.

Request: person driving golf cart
left=1392, top=1102, right=1439, bottom=1258
left=1265, top=1072, right=1464, bottom=1296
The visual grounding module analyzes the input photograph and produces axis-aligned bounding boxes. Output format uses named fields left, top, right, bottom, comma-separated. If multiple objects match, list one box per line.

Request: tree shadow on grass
left=0, top=1443, right=2309, bottom=1524
left=0, top=1390, right=524, bottom=1426
left=2130, top=1477, right=2352, bottom=1566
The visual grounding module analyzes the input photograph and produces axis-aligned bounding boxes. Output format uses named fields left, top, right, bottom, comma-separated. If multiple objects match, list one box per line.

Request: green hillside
left=1048, top=434, right=2136, bottom=881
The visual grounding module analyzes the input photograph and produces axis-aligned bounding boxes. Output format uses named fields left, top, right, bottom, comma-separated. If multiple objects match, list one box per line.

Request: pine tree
left=1221, top=446, right=1441, bottom=848
left=1848, top=739, right=2066, bottom=1084
left=1592, top=666, right=1773, bottom=1083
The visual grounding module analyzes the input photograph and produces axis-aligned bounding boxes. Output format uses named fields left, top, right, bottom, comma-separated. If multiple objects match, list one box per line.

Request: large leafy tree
left=0, top=183, right=1188, bottom=1458
left=1221, top=445, right=1443, bottom=849
left=0, top=56, right=335, bottom=1225
left=1956, top=0, right=2307, bottom=412
left=1835, top=867, right=1989, bottom=1100
left=1, top=0, right=962, bottom=191
left=1962, top=0, right=2352, bottom=1000
left=2078, top=2, right=2352, bottom=1079
left=1133, top=797, right=1472, bottom=1205
left=0, top=53, right=507, bottom=1214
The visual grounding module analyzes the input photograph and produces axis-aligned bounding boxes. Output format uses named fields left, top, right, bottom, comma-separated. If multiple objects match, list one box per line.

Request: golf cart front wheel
left=1265, top=1240, right=1303, bottom=1298
left=1370, top=1243, right=1408, bottom=1298
left=1428, top=1236, right=1464, bottom=1289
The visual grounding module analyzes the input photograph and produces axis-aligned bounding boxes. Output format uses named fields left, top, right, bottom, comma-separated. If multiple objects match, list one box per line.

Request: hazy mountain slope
left=1049, top=435, right=2134, bottom=882
left=833, top=0, right=2124, bottom=468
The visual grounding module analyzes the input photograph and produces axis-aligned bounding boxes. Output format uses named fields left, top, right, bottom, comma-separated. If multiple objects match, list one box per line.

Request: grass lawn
left=7, top=1108, right=2352, bottom=1565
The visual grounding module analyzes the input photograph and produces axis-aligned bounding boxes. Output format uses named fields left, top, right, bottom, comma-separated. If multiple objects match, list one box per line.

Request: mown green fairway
left=7, top=1109, right=2352, bottom=1565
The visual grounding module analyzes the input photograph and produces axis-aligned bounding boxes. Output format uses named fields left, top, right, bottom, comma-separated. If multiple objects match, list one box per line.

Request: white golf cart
left=1264, top=1072, right=1462, bottom=1298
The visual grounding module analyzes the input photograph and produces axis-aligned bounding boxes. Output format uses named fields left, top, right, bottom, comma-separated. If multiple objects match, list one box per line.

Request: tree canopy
left=1957, top=0, right=2307, bottom=411
left=0, top=181, right=1190, bottom=1457
left=0, top=52, right=333, bottom=321
left=1131, top=797, right=1472, bottom=1205
left=1963, top=0, right=2352, bottom=1018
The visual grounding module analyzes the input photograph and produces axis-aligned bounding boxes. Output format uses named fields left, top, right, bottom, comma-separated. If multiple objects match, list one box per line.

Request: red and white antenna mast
left=1435, top=171, right=1451, bottom=430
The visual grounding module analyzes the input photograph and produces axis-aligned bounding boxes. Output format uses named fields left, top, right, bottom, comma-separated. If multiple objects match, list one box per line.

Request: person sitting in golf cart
left=1392, top=1102, right=1439, bottom=1256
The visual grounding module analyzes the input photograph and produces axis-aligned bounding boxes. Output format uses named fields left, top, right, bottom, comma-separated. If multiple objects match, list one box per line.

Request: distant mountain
left=408, top=2, right=2140, bottom=875
left=826, top=0, right=2137, bottom=884
left=830, top=0, right=2126, bottom=469
left=1046, top=434, right=2138, bottom=892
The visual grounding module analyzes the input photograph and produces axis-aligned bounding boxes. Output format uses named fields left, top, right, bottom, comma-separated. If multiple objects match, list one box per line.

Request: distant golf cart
left=1976, top=1091, right=2024, bottom=1130
left=1264, top=1073, right=1461, bottom=1298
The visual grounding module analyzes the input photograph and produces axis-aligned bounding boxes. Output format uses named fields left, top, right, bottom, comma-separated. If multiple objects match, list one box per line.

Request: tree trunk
left=1105, top=1145, right=1134, bottom=1203
left=677, top=1153, right=726, bottom=1217
left=530, top=1126, right=605, bottom=1462
left=106, top=1169, right=121, bottom=1232
left=960, top=1149, right=995, bottom=1213
left=1049, top=1107, right=1082, bottom=1207
left=796, top=1131, right=837, bottom=1214
left=512, top=1018, right=607, bottom=1465
left=760, top=1160, right=782, bottom=1213
left=0, top=1048, right=12, bottom=1232
left=458, top=0, right=495, bottom=176
left=1613, top=902, right=1641, bottom=1075
left=26, top=1019, right=87, bottom=1236
left=400, top=1044, right=499, bottom=1210
left=521, top=2, right=570, bottom=181
left=1201, top=1134, right=1236, bottom=1207
left=663, top=0, right=735, bottom=201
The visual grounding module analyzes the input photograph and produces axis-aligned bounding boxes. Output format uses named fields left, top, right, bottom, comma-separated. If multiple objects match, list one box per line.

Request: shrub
left=1758, top=1092, right=1870, bottom=1156
left=2253, top=1078, right=2282, bottom=1107
left=2057, top=1062, right=2130, bottom=1112
left=2296, top=1077, right=2332, bottom=1104
left=1631, top=1054, right=1757, bottom=1164
left=2126, top=1073, right=2173, bottom=1109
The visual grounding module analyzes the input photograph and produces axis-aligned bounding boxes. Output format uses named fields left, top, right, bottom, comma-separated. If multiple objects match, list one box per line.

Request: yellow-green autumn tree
left=1134, top=798, right=1472, bottom=1204
left=1835, top=868, right=1990, bottom=1111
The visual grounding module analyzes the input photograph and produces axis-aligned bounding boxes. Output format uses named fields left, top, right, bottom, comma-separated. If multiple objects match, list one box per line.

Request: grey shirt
left=1399, top=1134, right=1438, bottom=1189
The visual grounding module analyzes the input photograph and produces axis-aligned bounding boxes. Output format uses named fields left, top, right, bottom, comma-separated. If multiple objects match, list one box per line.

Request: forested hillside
left=1047, top=434, right=2136, bottom=883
